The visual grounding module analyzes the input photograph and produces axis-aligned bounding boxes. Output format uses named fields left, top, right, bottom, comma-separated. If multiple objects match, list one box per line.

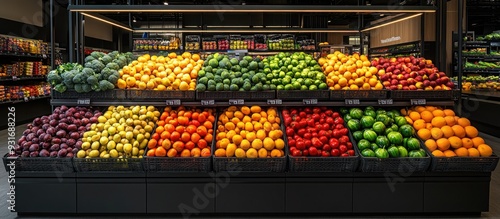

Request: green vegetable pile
left=341, top=107, right=426, bottom=159
left=464, top=61, right=500, bottom=69
left=476, top=32, right=500, bottom=41
left=48, top=51, right=135, bottom=93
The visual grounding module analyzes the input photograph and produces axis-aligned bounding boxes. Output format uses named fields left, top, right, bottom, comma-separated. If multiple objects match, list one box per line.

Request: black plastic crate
left=389, top=90, right=455, bottom=100
left=213, top=157, right=287, bottom=172
left=330, top=90, right=388, bottom=100
left=360, top=156, right=431, bottom=172
left=421, top=144, right=499, bottom=172
left=3, top=154, right=74, bottom=172
left=288, top=156, right=359, bottom=172
left=144, top=157, right=212, bottom=172
left=73, top=157, right=144, bottom=172
left=51, top=89, right=126, bottom=99
left=126, top=90, right=196, bottom=101
left=276, top=90, right=329, bottom=100
left=196, top=91, right=276, bottom=100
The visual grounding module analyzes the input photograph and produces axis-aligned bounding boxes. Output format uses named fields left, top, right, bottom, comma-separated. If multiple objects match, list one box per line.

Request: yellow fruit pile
left=318, top=52, right=383, bottom=90
left=402, top=106, right=493, bottom=157
left=215, top=106, right=285, bottom=158
left=117, top=52, right=203, bottom=91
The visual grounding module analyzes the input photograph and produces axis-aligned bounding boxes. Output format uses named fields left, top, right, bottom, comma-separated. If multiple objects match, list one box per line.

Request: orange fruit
left=443, top=150, right=457, bottom=157
left=440, top=126, right=454, bottom=138
left=454, top=147, right=469, bottom=157
left=477, top=144, right=493, bottom=157
left=432, top=110, right=445, bottom=117
left=443, top=109, right=455, bottom=117
left=431, top=117, right=446, bottom=128
left=405, top=116, right=414, bottom=125
left=444, top=116, right=456, bottom=126
left=425, top=106, right=437, bottom=112
left=448, top=136, right=463, bottom=149
left=415, top=106, right=426, bottom=113
left=432, top=150, right=445, bottom=157
left=451, top=125, right=466, bottom=138
left=425, top=139, right=437, bottom=152
left=468, top=148, right=480, bottom=157
left=214, top=148, right=226, bottom=157
left=400, top=108, right=409, bottom=116
left=472, top=137, right=485, bottom=148
left=409, top=111, right=421, bottom=121
left=457, top=118, right=471, bottom=127
left=436, top=138, right=450, bottom=151
left=462, top=137, right=474, bottom=149
left=431, top=127, right=443, bottom=140
left=426, top=123, right=433, bottom=130
left=420, top=111, right=434, bottom=123
left=417, top=129, right=432, bottom=140
left=464, top=126, right=478, bottom=138
left=413, top=119, right=426, bottom=130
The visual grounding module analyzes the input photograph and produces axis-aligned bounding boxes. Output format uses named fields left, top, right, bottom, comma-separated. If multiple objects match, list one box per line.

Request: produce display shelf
left=51, top=89, right=127, bottom=100
left=463, top=69, right=500, bottom=74
left=276, top=90, right=330, bottom=100
left=0, top=75, right=46, bottom=81
left=3, top=154, right=75, bottom=172
left=421, top=143, right=499, bottom=172
left=127, top=90, right=196, bottom=101
left=73, top=157, right=144, bottom=172
left=0, top=95, right=50, bottom=105
left=196, top=90, right=276, bottom=100
left=0, top=51, right=46, bottom=59
left=330, top=90, right=388, bottom=100
left=389, top=90, right=458, bottom=100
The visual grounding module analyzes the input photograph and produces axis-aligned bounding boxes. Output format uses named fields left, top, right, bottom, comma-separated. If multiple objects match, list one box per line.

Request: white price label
left=24, top=97, right=29, bottom=102
left=411, top=99, right=426, bottom=105
left=166, top=99, right=181, bottom=106
left=12, top=76, right=18, bottom=81
left=267, top=99, right=282, bottom=105
left=77, top=99, right=91, bottom=106
left=378, top=99, right=394, bottom=105
left=201, top=100, right=215, bottom=106
left=345, top=99, right=360, bottom=105
left=229, top=99, right=244, bottom=105
left=303, top=99, right=318, bottom=105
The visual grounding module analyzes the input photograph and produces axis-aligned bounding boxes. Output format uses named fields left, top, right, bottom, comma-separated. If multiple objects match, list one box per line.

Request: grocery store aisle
left=1, top=124, right=500, bottom=219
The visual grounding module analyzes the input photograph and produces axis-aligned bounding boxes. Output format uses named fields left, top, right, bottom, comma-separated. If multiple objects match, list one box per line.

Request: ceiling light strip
left=68, top=5, right=436, bottom=13
left=133, top=29, right=359, bottom=33
left=81, top=13, right=133, bottom=31
left=361, top=13, right=422, bottom=32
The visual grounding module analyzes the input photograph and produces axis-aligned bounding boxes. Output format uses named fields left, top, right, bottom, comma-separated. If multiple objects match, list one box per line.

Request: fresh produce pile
left=76, top=105, right=159, bottom=159
left=373, top=56, right=454, bottom=90
left=403, top=106, right=494, bottom=157
left=464, top=61, right=500, bottom=69
left=476, top=32, right=500, bottom=41
left=342, top=107, right=426, bottom=158
left=118, top=52, right=202, bottom=91
left=319, top=52, right=383, bottom=90
left=282, top=107, right=355, bottom=157
left=48, top=51, right=134, bottom=93
left=452, top=75, right=500, bottom=91
left=13, top=106, right=101, bottom=158
left=262, top=52, right=327, bottom=90
left=214, top=106, right=285, bottom=158
left=146, top=106, right=214, bottom=157
left=196, top=54, right=268, bottom=91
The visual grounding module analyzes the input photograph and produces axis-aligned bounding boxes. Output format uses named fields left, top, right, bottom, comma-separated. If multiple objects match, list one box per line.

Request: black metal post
left=129, top=0, right=133, bottom=51
left=359, top=14, right=364, bottom=55
left=50, top=0, right=55, bottom=69
left=75, top=0, right=80, bottom=64
left=68, top=0, right=73, bottom=62
left=80, top=0, right=85, bottom=62
left=435, top=0, right=441, bottom=68
left=457, top=0, right=463, bottom=115
left=440, top=0, right=446, bottom=72
left=420, top=13, right=425, bottom=57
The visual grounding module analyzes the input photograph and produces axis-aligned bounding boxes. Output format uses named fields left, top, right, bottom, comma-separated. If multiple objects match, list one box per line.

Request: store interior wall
left=0, top=0, right=44, bottom=27
left=83, top=16, right=113, bottom=42
left=446, top=0, right=466, bottom=75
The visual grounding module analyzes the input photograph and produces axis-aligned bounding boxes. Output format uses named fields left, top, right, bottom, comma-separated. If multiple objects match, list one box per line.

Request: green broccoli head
left=100, top=55, right=113, bottom=64
left=108, top=51, right=119, bottom=58
left=108, top=75, right=119, bottom=85
left=72, top=72, right=85, bottom=84
left=84, top=56, right=96, bottom=63
left=74, top=84, right=84, bottom=93
left=47, top=70, right=62, bottom=86
left=85, top=60, right=105, bottom=73
left=81, top=68, right=95, bottom=77
left=82, top=84, right=92, bottom=93
left=53, top=84, right=67, bottom=93
left=99, top=80, right=115, bottom=91
left=90, top=51, right=105, bottom=59
left=86, top=75, right=99, bottom=85
left=106, top=62, right=120, bottom=71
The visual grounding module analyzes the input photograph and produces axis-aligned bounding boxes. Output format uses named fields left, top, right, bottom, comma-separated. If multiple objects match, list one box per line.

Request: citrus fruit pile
left=403, top=106, right=493, bottom=157
left=318, top=52, right=383, bottom=90
left=117, top=52, right=203, bottom=91
left=214, top=106, right=285, bottom=158
left=147, top=106, right=214, bottom=157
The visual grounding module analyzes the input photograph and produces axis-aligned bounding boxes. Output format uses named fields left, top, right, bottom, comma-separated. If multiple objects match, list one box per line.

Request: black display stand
left=13, top=171, right=490, bottom=216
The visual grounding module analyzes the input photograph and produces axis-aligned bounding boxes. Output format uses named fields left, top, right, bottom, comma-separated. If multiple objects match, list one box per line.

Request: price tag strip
left=410, top=99, right=426, bottom=105
left=77, top=98, right=91, bottom=106
left=201, top=100, right=215, bottom=106
left=166, top=99, right=181, bottom=106
left=345, top=99, right=360, bottom=105
left=229, top=99, right=244, bottom=105
left=267, top=99, right=283, bottom=105
left=303, top=99, right=318, bottom=105
left=378, top=99, right=394, bottom=105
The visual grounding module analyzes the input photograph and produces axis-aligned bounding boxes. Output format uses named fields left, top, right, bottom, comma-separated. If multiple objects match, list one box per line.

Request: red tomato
left=335, top=124, right=344, bottom=130
left=332, top=129, right=342, bottom=138
left=339, top=145, right=348, bottom=154
left=346, top=142, right=353, bottom=150
left=288, top=139, right=296, bottom=147
left=297, top=128, right=307, bottom=137
left=339, top=135, right=350, bottom=144
left=304, top=139, right=312, bottom=148
left=332, top=112, right=340, bottom=118
left=322, top=123, right=330, bottom=130
left=321, top=151, right=330, bottom=157
left=341, top=153, right=350, bottom=157
left=319, top=136, right=328, bottom=144
left=299, top=111, right=307, bottom=118
left=312, top=137, right=323, bottom=148
left=325, top=117, right=334, bottom=125
left=303, top=132, right=312, bottom=140
left=296, top=140, right=306, bottom=150
left=302, top=149, right=309, bottom=156
left=322, top=145, right=332, bottom=152
left=329, top=138, right=340, bottom=149
left=325, top=110, right=334, bottom=116
left=308, top=147, right=318, bottom=156
left=292, top=150, right=302, bottom=157
left=286, top=127, right=294, bottom=137
left=347, top=150, right=355, bottom=156
left=331, top=148, right=340, bottom=157
left=312, top=107, right=321, bottom=114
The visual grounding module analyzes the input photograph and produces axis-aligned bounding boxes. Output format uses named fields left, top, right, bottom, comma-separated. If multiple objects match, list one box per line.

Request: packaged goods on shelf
left=1, top=83, right=51, bottom=101
left=268, top=34, right=295, bottom=50
left=229, top=35, right=255, bottom=50
left=242, top=35, right=255, bottom=50
left=202, top=37, right=217, bottom=51
left=215, top=35, right=229, bottom=50
left=0, top=34, right=48, bottom=55
left=133, top=37, right=180, bottom=51
left=0, top=61, right=45, bottom=76
left=185, top=35, right=200, bottom=51
left=296, top=36, right=316, bottom=51
left=254, top=34, right=268, bottom=50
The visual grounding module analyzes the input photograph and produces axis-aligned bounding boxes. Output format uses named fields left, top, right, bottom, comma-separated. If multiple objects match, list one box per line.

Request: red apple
left=440, top=76, right=450, bottom=84
left=383, top=81, right=391, bottom=87
left=430, top=81, right=437, bottom=87
left=403, top=86, right=410, bottom=90
left=410, top=72, right=418, bottom=78
left=396, top=74, right=404, bottom=80
left=400, top=80, right=408, bottom=87
left=387, top=66, right=394, bottom=72
left=439, top=72, right=446, bottom=77
left=415, top=82, right=424, bottom=89
left=407, top=78, right=416, bottom=85
left=404, top=73, right=410, bottom=79
left=396, top=64, right=402, bottom=69
left=397, top=84, right=403, bottom=90
left=409, top=85, right=417, bottom=90
left=390, top=58, right=397, bottom=63
left=404, top=57, right=411, bottom=63
left=423, top=80, right=431, bottom=87
left=418, top=70, right=426, bottom=76
left=415, top=76, right=423, bottom=82
left=391, top=75, right=398, bottom=80
left=425, top=86, right=433, bottom=90
left=435, top=78, right=443, bottom=85
left=397, top=57, right=404, bottom=63
left=391, top=79, right=399, bottom=85
left=394, top=69, right=401, bottom=75
left=429, top=73, right=438, bottom=81
left=390, top=85, right=398, bottom=90
left=446, top=81, right=455, bottom=88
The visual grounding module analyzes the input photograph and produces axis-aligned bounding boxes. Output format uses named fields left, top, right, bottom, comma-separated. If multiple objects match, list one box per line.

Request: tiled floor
left=1, top=123, right=499, bottom=219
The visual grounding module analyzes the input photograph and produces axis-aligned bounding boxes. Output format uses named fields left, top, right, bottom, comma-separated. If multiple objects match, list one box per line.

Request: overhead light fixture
left=362, top=13, right=422, bottom=32
left=134, top=29, right=359, bottom=33
left=328, top=20, right=332, bottom=23
left=163, top=1, right=168, bottom=5
left=81, top=12, right=133, bottom=31
left=133, top=16, right=137, bottom=22
left=68, top=5, right=437, bottom=13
